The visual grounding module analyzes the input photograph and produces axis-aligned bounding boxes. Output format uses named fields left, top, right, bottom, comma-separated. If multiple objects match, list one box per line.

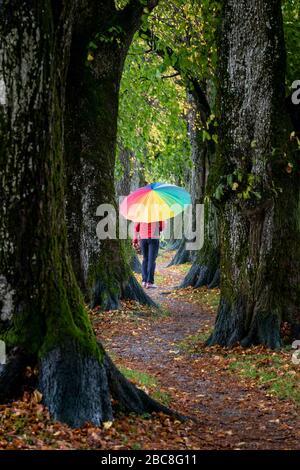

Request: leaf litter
left=0, top=250, right=299, bottom=449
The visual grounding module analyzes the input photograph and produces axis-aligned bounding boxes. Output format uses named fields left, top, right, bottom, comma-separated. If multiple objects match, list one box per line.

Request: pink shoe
left=142, top=281, right=147, bottom=287
left=146, top=283, right=158, bottom=289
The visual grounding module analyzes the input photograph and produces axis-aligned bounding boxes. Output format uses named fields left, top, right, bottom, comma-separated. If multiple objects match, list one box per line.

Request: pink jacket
left=133, top=221, right=165, bottom=240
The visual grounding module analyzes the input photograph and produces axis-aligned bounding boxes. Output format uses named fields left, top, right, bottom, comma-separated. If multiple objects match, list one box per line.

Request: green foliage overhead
left=117, top=36, right=191, bottom=184
left=116, top=0, right=300, bottom=187
left=116, top=0, right=221, bottom=185
left=282, top=0, right=300, bottom=87
left=147, top=0, right=219, bottom=82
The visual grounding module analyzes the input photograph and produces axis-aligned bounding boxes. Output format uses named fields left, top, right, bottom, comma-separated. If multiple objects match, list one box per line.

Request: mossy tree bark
left=0, top=0, right=110, bottom=426
left=0, top=0, right=176, bottom=427
left=207, top=0, right=300, bottom=348
left=65, top=0, right=158, bottom=310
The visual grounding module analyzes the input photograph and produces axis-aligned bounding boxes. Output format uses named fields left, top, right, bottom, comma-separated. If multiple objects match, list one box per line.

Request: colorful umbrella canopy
left=119, top=182, right=191, bottom=223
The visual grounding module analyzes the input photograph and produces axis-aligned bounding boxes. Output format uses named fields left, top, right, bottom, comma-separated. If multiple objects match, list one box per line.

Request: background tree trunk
left=164, top=216, right=182, bottom=251
left=115, top=147, right=142, bottom=274
left=65, top=0, right=158, bottom=309
left=168, top=94, right=197, bottom=266
left=207, top=0, right=300, bottom=348
left=181, top=199, right=220, bottom=289
left=181, top=84, right=220, bottom=288
left=168, top=86, right=211, bottom=266
left=140, top=29, right=220, bottom=276
left=130, top=153, right=147, bottom=192
left=115, top=146, right=132, bottom=199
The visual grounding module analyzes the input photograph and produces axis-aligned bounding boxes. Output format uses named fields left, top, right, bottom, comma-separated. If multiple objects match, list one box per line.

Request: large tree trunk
left=0, top=0, right=176, bottom=427
left=65, top=0, right=157, bottom=310
left=0, top=0, right=110, bottom=426
left=207, top=0, right=300, bottom=349
left=168, top=90, right=207, bottom=266
left=181, top=199, right=220, bottom=289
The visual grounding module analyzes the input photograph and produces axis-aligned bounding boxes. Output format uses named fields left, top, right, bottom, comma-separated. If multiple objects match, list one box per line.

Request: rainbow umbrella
left=119, top=182, right=191, bottom=223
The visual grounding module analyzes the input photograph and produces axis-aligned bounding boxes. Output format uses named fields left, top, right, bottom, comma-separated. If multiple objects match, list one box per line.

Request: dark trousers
left=140, top=239, right=160, bottom=284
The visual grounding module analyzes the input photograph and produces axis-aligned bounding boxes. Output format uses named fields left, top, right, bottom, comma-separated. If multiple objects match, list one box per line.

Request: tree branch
left=118, top=0, right=159, bottom=35
left=161, top=72, right=181, bottom=79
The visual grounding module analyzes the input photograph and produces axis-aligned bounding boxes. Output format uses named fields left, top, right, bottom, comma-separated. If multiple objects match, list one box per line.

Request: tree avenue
left=0, top=0, right=300, bottom=433
left=207, top=0, right=300, bottom=348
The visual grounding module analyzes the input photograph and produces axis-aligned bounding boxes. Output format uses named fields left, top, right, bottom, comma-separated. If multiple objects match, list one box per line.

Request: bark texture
left=103, top=353, right=183, bottom=419
left=65, top=0, right=157, bottom=310
left=207, top=0, right=300, bottom=348
left=39, top=339, right=112, bottom=427
left=0, top=0, right=107, bottom=424
left=131, top=252, right=142, bottom=274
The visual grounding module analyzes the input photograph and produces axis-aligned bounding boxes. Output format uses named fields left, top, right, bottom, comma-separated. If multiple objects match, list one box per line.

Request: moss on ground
left=118, top=365, right=171, bottom=406
left=227, top=351, right=300, bottom=405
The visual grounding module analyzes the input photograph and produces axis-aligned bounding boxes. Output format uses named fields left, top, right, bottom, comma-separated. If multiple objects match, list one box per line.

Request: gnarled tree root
left=122, top=275, right=157, bottom=308
left=168, top=238, right=193, bottom=267
left=180, top=262, right=220, bottom=289
left=92, top=274, right=157, bottom=311
left=131, top=253, right=142, bottom=274
left=206, top=298, right=282, bottom=349
left=104, top=353, right=186, bottom=421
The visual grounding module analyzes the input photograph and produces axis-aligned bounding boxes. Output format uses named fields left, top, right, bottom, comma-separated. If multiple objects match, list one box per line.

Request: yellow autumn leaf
left=32, top=389, right=43, bottom=403
left=103, top=421, right=113, bottom=430
left=87, top=52, right=94, bottom=62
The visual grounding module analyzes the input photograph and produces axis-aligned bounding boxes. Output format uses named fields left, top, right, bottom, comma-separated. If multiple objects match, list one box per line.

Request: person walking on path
left=133, top=221, right=165, bottom=288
